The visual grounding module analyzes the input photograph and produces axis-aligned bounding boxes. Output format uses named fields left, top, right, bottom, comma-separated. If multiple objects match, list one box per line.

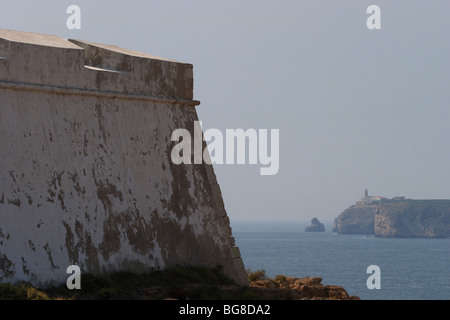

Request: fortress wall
left=0, top=29, right=247, bottom=287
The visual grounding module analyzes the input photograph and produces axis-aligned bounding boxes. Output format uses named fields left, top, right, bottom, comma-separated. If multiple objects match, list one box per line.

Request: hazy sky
left=1, top=0, right=449, bottom=222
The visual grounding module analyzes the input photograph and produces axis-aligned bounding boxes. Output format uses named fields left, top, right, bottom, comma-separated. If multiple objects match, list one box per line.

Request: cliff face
left=375, top=200, right=450, bottom=238
left=332, top=204, right=376, bottom=234
left=333, top=199, right=450, bottom=238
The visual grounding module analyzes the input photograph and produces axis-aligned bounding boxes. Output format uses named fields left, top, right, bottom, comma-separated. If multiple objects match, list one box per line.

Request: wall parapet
left=0, top=28, right=198, bottom=104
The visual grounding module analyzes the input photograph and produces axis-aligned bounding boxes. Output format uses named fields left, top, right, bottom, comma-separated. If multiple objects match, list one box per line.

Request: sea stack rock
left=305, top=217, right=325, bottom=232
left=0, top=29, right=248, bottom=287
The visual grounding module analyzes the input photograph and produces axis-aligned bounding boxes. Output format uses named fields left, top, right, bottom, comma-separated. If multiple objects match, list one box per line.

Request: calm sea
left=232, top=220, right=450, bottom=300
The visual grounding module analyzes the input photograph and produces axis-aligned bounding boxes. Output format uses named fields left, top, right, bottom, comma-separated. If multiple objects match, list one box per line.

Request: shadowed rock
left=305, top=217, right=325, bottom=232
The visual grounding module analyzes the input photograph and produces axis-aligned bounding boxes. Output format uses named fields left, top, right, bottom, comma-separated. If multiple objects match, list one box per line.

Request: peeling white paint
left=0, top=29, right=248, bottom=287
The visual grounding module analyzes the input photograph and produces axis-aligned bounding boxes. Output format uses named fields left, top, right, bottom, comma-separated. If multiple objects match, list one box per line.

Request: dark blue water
left=233, top=221, right=450, bottom=300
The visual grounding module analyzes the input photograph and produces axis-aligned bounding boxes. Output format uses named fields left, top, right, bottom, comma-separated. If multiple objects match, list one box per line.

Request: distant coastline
left=333, top=191, right=450, bottom=238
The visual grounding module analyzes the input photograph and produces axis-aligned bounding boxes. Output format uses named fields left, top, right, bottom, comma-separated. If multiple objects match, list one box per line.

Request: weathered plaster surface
left=0, top=29, right=247, bottom=287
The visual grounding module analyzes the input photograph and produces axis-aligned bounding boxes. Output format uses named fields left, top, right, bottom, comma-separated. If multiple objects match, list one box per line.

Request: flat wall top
left=0, top=28, right=82, bottom=49
left=0, top=28, right=197, bottom=104
left=70, top=39, right=180, bottom=63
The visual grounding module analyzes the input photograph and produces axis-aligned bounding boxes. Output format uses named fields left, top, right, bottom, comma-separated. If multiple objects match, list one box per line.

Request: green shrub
left=0, top=265, right=240, bottom=300
left=274, top=274, right=287, bottom=283
left=247, top=269, right=266, bottom=282
left=0, top=283, right=50, bottom=300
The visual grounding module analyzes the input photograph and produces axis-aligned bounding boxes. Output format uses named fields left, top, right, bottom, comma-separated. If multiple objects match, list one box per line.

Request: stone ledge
left=0, top=79, right=200, bottom=106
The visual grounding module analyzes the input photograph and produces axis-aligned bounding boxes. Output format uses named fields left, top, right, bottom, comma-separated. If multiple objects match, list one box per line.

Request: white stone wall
left=0, top=29, right=248, bottom=287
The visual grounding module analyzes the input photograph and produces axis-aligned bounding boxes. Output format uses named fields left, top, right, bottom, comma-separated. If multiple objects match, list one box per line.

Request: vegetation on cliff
left=0, top=265, right=359, bottom=300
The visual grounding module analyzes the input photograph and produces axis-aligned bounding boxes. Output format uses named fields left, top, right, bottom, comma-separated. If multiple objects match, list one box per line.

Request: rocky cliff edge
left=333, top=199, right=450, bottom=238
